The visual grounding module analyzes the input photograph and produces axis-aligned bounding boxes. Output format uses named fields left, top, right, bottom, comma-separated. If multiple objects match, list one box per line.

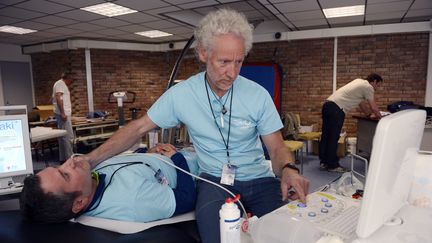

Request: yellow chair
left=295, top=114, right=321, bottom=155
left=298, top=131, right=321, bottom=155
left=283, top=140, right=304, bottom=174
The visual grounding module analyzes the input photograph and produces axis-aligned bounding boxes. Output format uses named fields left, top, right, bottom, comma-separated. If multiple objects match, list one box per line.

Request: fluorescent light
left=0, top=25, right=37, bottom=34
left=81, top=3, right=137, bottom=17
left=135, top=30, right=173, bottom=38
left=323, top=5, right=365, bottom=18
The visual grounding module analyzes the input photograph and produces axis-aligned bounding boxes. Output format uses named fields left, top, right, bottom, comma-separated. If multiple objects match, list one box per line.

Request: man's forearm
left=56, top=95, right=65, bottom=115
left=87, top=115, right=157, bottom=168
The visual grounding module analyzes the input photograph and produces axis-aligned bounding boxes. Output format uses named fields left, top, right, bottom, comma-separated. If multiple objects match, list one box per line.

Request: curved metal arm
left=166, top=35, right=195, bottom=89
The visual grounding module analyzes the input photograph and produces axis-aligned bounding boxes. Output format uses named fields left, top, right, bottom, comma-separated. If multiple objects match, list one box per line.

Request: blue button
left=297, top=203, right=306, bottom=208
left=321, top=198, right=329, bottom=202
left=321, top=208, right=329, bottom=213
left=308, top=212, right=316, bottom=217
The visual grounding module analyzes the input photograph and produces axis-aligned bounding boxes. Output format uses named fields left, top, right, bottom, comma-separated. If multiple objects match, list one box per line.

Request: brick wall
left=31, top=32, right=429, bottom=135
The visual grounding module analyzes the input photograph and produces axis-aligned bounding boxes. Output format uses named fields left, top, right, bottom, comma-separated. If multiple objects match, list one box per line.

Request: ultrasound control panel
left=276, top=191, right=362, bottom=239
left=287, top=192, right=351, bottom=223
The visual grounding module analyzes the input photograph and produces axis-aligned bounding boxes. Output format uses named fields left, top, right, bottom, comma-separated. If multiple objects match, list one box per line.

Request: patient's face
left=38, top=159, right=93, bottom=197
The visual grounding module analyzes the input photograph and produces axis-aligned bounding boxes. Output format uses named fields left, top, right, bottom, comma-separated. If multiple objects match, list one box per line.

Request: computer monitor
left=0, top=114, right=33, bottom=189
left=356, top=109, right=426, bottom=238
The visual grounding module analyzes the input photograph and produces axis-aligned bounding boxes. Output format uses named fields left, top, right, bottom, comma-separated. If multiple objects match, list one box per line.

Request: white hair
left=194, top=8, right=253, bottom=55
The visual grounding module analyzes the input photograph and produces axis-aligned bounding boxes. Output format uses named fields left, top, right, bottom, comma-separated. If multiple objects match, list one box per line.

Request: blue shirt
left=83, top=151, right=197, bottom=222
left=148, top=72, right=283, bottom=180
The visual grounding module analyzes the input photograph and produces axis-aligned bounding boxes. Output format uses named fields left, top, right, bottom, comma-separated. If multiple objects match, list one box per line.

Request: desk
left=72, top=118, right=119, bottom=150
left=30, top=126, right=67, bottom=143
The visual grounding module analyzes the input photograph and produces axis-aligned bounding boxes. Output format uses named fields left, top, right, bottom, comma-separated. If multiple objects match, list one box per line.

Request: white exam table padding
left=72, top=211, right=196, bottom=234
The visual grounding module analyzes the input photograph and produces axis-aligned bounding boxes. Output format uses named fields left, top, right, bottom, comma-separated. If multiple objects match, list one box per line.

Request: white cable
left=145, top=153, right=248, bottom=220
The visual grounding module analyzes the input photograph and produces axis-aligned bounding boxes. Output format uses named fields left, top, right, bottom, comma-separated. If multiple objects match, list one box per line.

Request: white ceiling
left=0, top=0, right=431, bottom=46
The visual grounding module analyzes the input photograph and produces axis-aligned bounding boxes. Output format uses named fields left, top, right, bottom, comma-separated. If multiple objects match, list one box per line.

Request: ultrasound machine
left=249, top=109, right=432, bottom=243
left=0, top=105, right=33, bottom=196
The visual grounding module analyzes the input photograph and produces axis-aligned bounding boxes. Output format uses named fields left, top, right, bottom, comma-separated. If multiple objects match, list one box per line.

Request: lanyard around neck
left=204, top=73, right=234, bottom=163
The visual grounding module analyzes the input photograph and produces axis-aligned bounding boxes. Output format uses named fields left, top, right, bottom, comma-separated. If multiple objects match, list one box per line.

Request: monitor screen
left=0, top=114, right=33, bottom=188
left=356, top=109, right=426, bottom=238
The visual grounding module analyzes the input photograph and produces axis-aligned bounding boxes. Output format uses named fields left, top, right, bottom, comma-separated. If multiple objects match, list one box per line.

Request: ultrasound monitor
left=356, top=109, right=426, bottom=238
left=0, top=114, right=33, bottom=189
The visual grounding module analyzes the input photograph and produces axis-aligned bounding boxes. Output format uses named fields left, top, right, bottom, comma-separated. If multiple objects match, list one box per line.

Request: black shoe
left=327, top=166, right=349, bottom=173
left=319, top=163, right=328, bottom=171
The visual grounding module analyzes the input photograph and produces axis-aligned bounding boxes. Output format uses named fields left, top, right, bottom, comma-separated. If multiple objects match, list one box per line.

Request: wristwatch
left=282, top=163, right=300, bottom=173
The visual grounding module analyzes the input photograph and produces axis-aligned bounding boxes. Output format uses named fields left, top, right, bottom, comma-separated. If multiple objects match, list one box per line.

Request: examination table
left=0, top=210, right=201, bottom=243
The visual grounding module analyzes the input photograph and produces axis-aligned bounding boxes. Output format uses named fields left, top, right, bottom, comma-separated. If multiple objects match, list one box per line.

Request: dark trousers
left=195, top=173, right=284, bottom=243
left=172, top=153, right=197, bottom=215
left=319, top=101, right=345, bottom=168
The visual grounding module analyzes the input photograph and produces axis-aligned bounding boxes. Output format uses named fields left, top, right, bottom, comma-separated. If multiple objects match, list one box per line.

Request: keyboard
left=282, top=191, right=361, bottom=240
left=0, top=186, right=23, bottom=196
left=318, top=205, right=360, bottom=239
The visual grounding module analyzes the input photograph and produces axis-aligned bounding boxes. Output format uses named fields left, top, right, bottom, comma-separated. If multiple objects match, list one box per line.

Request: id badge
left=154, top=169, right=169, bottom=185
left=220, top=163, right=237, bottom=186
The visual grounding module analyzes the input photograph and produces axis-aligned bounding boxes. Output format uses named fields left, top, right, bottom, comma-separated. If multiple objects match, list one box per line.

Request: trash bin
left=347, top=137, right=357, bottom=154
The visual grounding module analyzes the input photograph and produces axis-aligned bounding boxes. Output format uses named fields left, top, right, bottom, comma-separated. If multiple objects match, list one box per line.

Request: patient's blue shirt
left=148, top=72, right=282, bottom=180
left=83, top=152, right=197, bottom=222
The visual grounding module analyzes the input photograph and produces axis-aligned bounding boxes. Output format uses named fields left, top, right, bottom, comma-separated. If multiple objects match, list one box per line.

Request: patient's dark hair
left=19, top=174, right=80, bottom=223
left=366, top=73, right=383, bottom=83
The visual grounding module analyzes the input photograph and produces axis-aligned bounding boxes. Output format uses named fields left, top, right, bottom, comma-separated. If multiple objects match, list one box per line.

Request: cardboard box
left=33, top=105, right=54, bottom=121
left=312, top=134, right=346, bottom=158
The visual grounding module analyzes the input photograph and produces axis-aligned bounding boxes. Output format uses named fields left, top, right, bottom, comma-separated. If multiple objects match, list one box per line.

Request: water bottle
left=219, top=194, right=241, bottom=243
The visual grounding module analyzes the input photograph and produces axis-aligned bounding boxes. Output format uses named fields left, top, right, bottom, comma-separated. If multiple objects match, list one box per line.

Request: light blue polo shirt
left=148, top=72, right=283, bottom=181
left=83, top=151, right=197, bottom=222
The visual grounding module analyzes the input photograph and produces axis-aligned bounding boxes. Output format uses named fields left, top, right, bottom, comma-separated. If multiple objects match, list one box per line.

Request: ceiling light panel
left=81, top=3, right=138, bottom=17
left=0, top=25, right=37, bottom=34
left=135, top=30, right=173, bottom=38
left=323, top=5, right=365, bottom=18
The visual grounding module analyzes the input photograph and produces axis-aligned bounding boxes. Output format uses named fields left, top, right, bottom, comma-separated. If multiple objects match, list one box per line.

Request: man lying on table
left=20, top=143, right=197, bottom=223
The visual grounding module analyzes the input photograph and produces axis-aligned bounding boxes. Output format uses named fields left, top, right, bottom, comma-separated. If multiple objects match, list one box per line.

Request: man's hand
left=148, top=143, right=177, bottom=157
left=61, top=113, right=67, bottom=121
left=280, top=168, right=309, bottom=203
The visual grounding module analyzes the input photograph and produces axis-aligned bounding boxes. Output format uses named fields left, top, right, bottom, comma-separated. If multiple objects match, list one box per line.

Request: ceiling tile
left=145, top=5, right=182, bottom=15
left=327, top=15, right=364, bottom=24
left=115, top=12, right=160, bottom=24
left=178, top=0, right=218, bottom=9
left=0, top=6, right=45, bottom=19
left=0, top=0, right=28, bottom=6
left=47, top=0, right=106, bottom=8
left=117, top=24, right=151, bottom=33
left=164, top=0, right=202, bottom=4
left=58, top=9, right=104, bottom=22
left=405, top=8, right=432, bottom=19
left=285, top=10, right=324, bottom=21
left=319, top=0, right=366, bottom=9
left=92, top=17, right=130, bottom=27
left=367, top=1, right=412, bottom=14
left=411, top=0, right=432, bottom=9
left=15, top=0, right=73, bottom=14
left=33, top=15, right=79, bottom=26
left=12, top=20, right=55, bottom=30
left=0, top=15, right=22, bottom=25
left=163, top=25, right=194, bottom=35
left=67, top=22, right=105, bottom=31
left=114, top=0, right=170, bottom=11
left=163, top=9, right=204, bottom=26
left=226, top=1, right=255, bottom=11
left=94, top=28, right=129, bottom=36
left=275, top=0, right=320, bottom=13
left=292, top=18, right=328, bottom=28
left=365, top=11, right=404, bottom=22
left=143, top=19, right=180, bottom=29
left=44, top=26, right=84, bottom=35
